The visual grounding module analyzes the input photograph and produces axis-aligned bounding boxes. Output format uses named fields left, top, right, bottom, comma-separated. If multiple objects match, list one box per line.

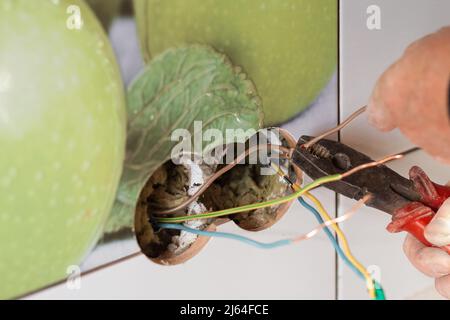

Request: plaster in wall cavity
left=167, top=158, right=214, bottom=255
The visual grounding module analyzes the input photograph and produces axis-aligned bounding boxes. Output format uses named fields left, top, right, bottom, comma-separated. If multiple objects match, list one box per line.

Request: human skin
left=368, top=27, right=450, bottom=163
left=404, top=234, right=450, bottom=299
left=367, top=27, right=450, bottom=299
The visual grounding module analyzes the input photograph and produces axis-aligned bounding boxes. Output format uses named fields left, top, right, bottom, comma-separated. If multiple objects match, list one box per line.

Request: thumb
left=367, top=80, right=396, bottom=132
left=425, top=197, right=450, bottom=247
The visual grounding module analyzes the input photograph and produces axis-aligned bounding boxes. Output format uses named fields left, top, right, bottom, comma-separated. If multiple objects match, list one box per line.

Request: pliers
left=293, top=135, right=450, bottom=254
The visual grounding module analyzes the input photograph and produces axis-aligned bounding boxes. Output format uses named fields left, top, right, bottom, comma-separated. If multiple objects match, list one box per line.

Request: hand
left=404, top=232, right=450, bottom=299
left=368, top=28, right=450, bottom=298
left=367, top=27, right=450, bottom=163
left=403, top=181, right=450, bottom=299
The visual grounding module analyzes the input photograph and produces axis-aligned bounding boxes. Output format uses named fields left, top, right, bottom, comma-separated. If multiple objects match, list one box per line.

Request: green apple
left=86, top=0, right=123, bottom=30
left=134, top=0, right=337, bottom=125
left=0, top=0, right=126, bottom=298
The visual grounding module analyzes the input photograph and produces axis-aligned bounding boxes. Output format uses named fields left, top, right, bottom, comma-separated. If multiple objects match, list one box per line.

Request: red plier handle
left=387, top=166, right=450, bottom=254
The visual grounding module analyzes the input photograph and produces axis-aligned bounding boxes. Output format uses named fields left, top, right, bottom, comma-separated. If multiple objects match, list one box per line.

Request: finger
left=435, top=274, right=450, bottom=299
left=367, top=73, right=396, bottom=132
left=425, top=198, right=450, bottom=246
left=403, top=234, right=450, bottom=278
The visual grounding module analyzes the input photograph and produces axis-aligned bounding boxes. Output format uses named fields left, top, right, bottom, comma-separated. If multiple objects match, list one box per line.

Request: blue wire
left=298, top=197, right=364, bottom=280
left=160, top=198, right=364, bottom=281
left=158, top=223, right=292, bottom=249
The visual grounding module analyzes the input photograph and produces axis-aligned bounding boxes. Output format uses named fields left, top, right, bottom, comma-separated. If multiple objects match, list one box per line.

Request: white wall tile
left=340, top=0, right=450, bottom=158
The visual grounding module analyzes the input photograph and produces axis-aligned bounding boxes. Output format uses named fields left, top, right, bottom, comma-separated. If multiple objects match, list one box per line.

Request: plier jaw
left=293, top=136, right=417, bottom=214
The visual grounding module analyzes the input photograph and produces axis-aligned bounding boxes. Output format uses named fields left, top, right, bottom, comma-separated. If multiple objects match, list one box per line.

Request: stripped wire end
left=292, top=193, right=372, bottom=244
left=341, top=154, right=404, bottom=178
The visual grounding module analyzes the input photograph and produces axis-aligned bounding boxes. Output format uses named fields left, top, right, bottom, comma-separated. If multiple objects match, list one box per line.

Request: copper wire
left=291, top=194, right=372, bottom=243
left=154, top=143, right=292, bottom=215
left=155, top=114, right=408, bottom=216
left=303, top=105, right=367, bottom=149
left=341, top=153, right=404, bottom=178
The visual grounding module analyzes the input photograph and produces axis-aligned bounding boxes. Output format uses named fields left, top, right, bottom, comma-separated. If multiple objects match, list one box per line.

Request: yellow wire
left=302, top=191, right=375, bottom=299
left=269, top=163, right=375, bottom=298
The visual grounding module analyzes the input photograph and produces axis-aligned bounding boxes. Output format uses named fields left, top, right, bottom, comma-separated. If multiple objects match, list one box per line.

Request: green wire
left=156, top=168, right=387, bottom=300
left=374, top=280, right=386, bottom=300
left=155, top=174, right=342, bottom=223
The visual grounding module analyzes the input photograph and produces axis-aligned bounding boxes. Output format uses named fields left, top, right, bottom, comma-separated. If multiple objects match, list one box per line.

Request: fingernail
left=367, top=97, right=393, bottom=131
left=425, top=217, right=450, bottom=247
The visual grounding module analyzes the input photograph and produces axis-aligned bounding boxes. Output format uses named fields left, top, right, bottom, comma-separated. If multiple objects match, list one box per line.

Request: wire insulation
left=304, top=192, right=376, bottom=298
left=154, top=143, right=291, bottom=215
left=303, top=106, right=367, bottom=149
left=158, top=223, right=292, bottom=249
left=155, top=151, right=402, bottom=224
left=293, top=193, right=369, bottom=243
left=297, top=197, right=364, bottom=279
left=270, top=161, right=377, bottom=299
left=155, top=174, right=342, bottom=223
left=159, top=200, right=363, bottom=249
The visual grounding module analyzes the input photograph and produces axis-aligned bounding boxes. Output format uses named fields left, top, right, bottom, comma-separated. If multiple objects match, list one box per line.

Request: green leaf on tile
left=104, top=45, right=263, bottom=234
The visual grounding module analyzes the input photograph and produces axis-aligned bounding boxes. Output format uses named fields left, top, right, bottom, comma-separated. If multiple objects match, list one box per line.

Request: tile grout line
left=335, top=0, right=342, bottom=301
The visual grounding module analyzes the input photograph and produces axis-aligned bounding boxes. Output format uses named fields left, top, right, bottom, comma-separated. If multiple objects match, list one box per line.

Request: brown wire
left=155, top=106, right=408, bottom=216
left=153, top=143, right=292, bottom=215
left=303, top=105, right=367, bottom=149
left=341, top=153, right=404, bottom=178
